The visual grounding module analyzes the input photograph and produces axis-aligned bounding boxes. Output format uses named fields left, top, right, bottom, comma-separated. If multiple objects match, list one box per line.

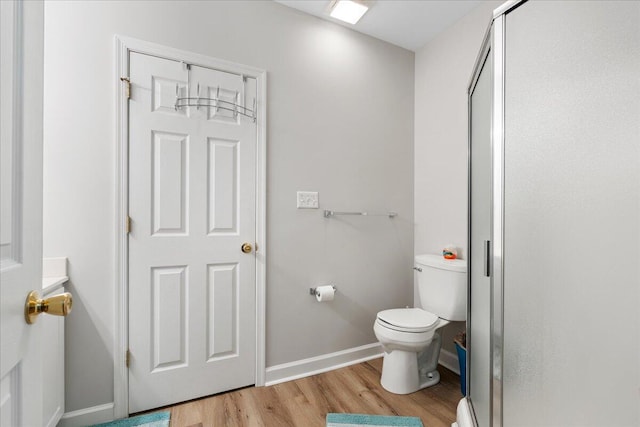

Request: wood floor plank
left=147, top=358, right=461, bottom=426
left=273, top=380, right=321, bottom=426
left=291, top=375, right=337, bottom=423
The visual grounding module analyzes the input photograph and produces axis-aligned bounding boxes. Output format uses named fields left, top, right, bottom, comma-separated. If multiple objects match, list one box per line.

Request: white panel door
left=128, top=52, right=257, bottom=412
left=0, top=1, right=45, bottom=426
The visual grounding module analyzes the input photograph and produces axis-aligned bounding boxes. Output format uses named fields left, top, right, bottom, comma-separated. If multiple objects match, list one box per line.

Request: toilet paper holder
left=309, top=285, right=337, bottom=296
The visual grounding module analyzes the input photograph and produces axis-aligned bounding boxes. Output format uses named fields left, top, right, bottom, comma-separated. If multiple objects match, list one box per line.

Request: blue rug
left=327, top=413, right=423, bottom=427
left=90, top=411, right=170, bottom=427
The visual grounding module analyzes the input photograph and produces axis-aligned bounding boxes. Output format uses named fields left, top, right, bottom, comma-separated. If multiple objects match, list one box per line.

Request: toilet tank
left=415, top=254, right=467, bottom=321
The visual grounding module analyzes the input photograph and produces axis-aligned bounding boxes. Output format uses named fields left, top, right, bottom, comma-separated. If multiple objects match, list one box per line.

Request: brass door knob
left=241, top=243, right=253, bottom=253
left=25, top=290, right=73, bottom=324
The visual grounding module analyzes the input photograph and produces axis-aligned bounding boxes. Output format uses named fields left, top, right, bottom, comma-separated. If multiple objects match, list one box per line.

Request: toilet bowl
left=374, top=308, right=449, bottom=394
left=374, top=254, right=466, bottom=394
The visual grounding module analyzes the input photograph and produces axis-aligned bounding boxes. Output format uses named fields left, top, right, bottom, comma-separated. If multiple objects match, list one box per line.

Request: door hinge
left=125, top=216, right=131, bottom=234
left=125, top=349, right=131, bottom=368
left=120, top=77, right=131, bottom=99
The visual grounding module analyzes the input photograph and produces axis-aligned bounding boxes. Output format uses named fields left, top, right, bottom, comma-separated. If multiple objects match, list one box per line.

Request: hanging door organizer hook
left=173, top=62, right=257, bottom=122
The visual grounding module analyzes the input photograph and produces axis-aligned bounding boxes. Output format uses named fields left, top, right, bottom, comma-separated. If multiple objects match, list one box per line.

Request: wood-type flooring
left=150, top=358, right=461, bottom=427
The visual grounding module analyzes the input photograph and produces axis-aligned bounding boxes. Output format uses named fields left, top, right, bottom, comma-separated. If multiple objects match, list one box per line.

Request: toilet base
left=379, top=330, right=444, bottom=394
left=380, top=349, right=420, bottom=394
left=418, top=369, right=440, bottom=389
left=380, top=352, right=442, bottom=394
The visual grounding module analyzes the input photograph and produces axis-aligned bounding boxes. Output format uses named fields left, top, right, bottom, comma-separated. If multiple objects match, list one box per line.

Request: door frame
left=113, top=35, right=267, bottom=418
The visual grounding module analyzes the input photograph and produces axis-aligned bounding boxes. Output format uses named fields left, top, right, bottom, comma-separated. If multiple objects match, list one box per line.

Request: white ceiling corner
left=273, top=0, right=484, bottom=51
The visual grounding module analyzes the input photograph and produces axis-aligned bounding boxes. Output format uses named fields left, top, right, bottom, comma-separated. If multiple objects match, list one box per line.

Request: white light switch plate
left=297, top=191, right=319, bottom=209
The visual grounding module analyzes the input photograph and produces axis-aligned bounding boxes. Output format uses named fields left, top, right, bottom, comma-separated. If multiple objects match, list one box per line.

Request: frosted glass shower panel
left=502, top=2, right=640, bottom=426
left=468, top=50, right=492, bottom=427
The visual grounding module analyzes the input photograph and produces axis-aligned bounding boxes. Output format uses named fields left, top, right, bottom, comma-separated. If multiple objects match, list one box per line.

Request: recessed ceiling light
left=329, top=0, right=369, bottom=25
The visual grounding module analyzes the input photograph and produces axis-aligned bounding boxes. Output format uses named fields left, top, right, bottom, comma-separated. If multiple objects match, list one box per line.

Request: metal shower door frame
left=466, top=1, right=526, bottom=426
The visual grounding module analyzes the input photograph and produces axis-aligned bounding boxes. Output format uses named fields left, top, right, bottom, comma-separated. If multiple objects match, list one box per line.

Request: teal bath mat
left=90, top=411, right=170, bottom=427
left=327, top=413, right=423, bottom=427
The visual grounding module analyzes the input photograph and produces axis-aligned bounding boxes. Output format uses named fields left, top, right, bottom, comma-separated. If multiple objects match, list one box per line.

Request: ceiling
left=274, top=0, right=483, bottom=52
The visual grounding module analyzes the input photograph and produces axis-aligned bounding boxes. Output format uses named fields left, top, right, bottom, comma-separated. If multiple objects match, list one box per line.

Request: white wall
left=43, top=0, right=414, bottom=415
left=413, top=1, right=502, bottom=352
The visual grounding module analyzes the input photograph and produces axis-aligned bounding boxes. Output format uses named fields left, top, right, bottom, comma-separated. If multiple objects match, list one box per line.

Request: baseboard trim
left=265, top=343, right=383, bottom=386
left=56, top=347, right=455, bottom=426
left=44, top=405, right=63, bottom=427
left=58, top=402, right=114, bottom=427
left=439, top=348, right=460, bottom=375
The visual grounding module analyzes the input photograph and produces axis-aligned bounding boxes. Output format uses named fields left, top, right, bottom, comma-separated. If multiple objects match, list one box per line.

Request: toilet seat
left=376, top=308, right=439, bottom=333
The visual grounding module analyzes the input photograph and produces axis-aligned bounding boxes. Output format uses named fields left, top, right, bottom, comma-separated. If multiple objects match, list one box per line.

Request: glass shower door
left=501, top=1, right=640, bottom=425
left=468, top=46, right=492, bottom=427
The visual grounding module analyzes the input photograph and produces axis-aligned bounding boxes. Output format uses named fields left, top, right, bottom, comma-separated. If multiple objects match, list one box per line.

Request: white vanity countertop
left=42, top=257, right=69, bottom=295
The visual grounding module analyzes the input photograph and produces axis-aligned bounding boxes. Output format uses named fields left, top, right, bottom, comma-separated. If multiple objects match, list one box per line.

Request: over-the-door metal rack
left=173, top=63, right=257, bottom=122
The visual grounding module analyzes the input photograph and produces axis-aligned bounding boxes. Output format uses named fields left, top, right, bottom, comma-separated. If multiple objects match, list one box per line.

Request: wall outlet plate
left=297, top=191, right=318, bottom=209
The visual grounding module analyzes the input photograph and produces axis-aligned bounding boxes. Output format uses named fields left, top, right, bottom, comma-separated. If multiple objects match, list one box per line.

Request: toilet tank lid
left=415, top=254, right=466, bottom=272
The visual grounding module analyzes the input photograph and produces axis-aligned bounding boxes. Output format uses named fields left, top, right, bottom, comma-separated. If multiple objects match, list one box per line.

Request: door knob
left=241, top=243, right=253, bottom=253
left=25, top=290, right=73, bottom=324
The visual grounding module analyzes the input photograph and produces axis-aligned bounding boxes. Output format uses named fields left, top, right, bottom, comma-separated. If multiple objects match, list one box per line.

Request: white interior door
left=0, top=1, right=45, bottom=426
left=128, top=52, right=258, bottom=413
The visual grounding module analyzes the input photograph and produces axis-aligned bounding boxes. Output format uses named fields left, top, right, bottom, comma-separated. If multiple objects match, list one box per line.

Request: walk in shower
left=465, top=1, right=639, bottom=426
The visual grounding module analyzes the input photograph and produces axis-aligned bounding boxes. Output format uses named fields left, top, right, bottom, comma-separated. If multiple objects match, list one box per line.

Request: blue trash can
left=454, top=341, right=466, bottom=396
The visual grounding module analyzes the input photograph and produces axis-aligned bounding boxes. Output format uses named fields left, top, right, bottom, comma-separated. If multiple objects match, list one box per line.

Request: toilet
left=373, top=254, right=466, bottom=394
